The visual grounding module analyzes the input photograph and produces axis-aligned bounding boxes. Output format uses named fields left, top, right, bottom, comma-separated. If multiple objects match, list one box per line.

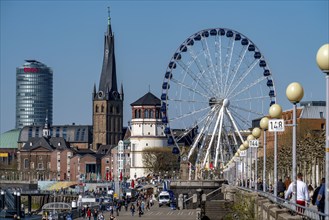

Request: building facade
left=18, top=124, right=93, bottom=150
left=92, top=11, right=124, bottom=151
left=129, top=92, right=167, bottom=178
left=16, top=60, right=53, bottom=129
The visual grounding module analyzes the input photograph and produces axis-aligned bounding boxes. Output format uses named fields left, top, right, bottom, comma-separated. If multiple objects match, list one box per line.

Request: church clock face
left=98, top=91, right=104, bottom=98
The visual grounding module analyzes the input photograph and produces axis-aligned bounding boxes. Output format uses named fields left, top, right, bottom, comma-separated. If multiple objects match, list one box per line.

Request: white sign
left=240, top=150, right=247, bottom=157
left=249, top=140, right=259, bottom=148
left=81, top=198, right=96, bottom=203
left=268, top=119, right=285, bottom=132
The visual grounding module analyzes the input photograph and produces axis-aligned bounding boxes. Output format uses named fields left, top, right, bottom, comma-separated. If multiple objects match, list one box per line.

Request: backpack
left=312, top=186, right=321, bottom=205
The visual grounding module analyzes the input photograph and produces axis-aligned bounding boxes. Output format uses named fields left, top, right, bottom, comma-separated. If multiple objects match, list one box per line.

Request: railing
left=184, top=186, right=223, bottom=203
left=236, top=186, right=329, bottom=220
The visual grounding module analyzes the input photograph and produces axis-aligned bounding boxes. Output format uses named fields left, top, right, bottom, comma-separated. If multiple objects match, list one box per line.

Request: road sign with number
left=240, top=150, right=247, bottom=157
left=268, top=119, right=285, bottom=132
left=249, top=140, right=259, bottom=148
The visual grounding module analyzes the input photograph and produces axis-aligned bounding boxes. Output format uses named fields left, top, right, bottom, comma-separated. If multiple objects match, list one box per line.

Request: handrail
left=235, top=185, right=329, bottom=220
left=184, top=186, right=223, bottom=203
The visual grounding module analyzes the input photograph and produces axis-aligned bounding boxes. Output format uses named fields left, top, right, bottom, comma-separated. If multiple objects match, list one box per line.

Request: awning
left=48, top=181, right=78, bottom=190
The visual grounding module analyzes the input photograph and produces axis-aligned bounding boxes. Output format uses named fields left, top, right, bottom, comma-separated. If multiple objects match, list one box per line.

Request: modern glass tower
left=16, top=60, right=53, bottom=128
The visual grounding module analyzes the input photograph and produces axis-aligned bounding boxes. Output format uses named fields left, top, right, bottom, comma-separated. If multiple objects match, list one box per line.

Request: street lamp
left=252, top=127, right=261, bottom=190
left=247, top=134, right=255, bottom=189
left=269, top=103, right=282, bottom=198
left=316, top=43, right=329, bottom=218
left=238, top=145, right=244, bottom=186
left=260, top=117, right=269, bottom=192
left=286, top=82, right=304, bottom=204
left=243, top=140, right=249, bottom=187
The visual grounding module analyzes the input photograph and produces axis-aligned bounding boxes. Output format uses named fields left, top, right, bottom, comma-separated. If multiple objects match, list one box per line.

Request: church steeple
left=107, top=6, right=112, bottom=35
left=43, top=110, right=50, bottom=137
left=92, top=8, right=123, bottom=151
left=98, top=7, right=118, bottom=100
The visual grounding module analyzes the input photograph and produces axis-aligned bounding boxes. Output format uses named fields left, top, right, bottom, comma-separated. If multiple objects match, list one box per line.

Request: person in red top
left=86, top=208, right=92, bottom=220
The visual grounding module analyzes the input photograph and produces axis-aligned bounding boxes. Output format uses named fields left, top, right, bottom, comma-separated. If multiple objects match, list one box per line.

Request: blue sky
left=1, top=0, right=328, bottom=133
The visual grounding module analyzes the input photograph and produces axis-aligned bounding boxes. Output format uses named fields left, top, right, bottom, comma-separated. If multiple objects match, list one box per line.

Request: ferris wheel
left=161, top=28, right=276, bottom=170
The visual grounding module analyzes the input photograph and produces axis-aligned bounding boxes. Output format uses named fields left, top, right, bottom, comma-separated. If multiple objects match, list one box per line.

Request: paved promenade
left=76, top=202, right=196, bottom=220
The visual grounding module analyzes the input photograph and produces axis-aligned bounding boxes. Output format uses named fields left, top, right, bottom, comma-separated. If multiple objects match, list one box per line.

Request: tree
left=142, top=147, right=180, bottom=176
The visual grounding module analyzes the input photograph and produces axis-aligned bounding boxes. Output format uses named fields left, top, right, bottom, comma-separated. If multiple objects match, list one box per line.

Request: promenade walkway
left=76, top=201, right=196, bottom=220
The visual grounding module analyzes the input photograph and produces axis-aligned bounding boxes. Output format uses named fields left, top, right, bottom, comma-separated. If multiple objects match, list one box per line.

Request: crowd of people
left=80, top=191, right=155, bottom=219
left=238, top=173, right=326, bottom=219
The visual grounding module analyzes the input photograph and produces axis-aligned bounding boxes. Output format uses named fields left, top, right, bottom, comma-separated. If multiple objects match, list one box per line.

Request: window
left=149, top=110, right=154, bottom=118
left=24, top=159, right=29, bottom=169
left=28, top=127, right=33, bottom=138
left=144, top=110, right=149, bottom=118
left=156, top=110, right=160, bottom=119
left=146, top=143, right=148, bottom=146
left=320, top=112, right=324, bottom=118
left=95, top=105, right=99, bottom=113
left=63, top=127, right=67, bottom=140
left=38, top=163, right=43, bottom=170
left=56, top=127, right=60, bottom=137
left=101, top=105, right=104, bottom=113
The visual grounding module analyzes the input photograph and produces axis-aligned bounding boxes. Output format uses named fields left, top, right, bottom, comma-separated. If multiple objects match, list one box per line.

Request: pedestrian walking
left=109, top=204, right=114, bottom=215
left=86, top=208, right=92, bottom=220
left=115, top=203, right=119, bottom=216
left=130, top=203, right=135, bottom=216
left=284, top=176, right=291, bottom=191
left=285, top=173, right=309, bottom=213
left=316, top=178, right=325, bottom=220
left=138, top=205, right=143, bottom=217
left=277, top=179, right=286, bottom=198
left=93, top=208, right=98, bottom=220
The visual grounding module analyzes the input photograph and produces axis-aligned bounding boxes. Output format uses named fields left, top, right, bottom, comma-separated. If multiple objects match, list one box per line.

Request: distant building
left=18, top=124, right=93, bottom=150
left=129, top=92, right=167, bottom=178
left=16, top=60, right=53, bottom=129
left=92, top=10, right=124, bottom=151
left=0, top=129, right=20, bottom=168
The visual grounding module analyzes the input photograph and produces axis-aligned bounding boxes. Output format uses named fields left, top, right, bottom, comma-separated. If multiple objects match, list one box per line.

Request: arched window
left=101, top=105, right=104, bottom=112
left=138, top=109, right=141, bottom=118
left=149, top=110, right=154, bottom=118
left=144, top=109, right=149, bottom=118
left=156, top=110, right=160, bottom=118
left=95, top=105, right=99, bottom=113
left=134, top=109, right=138, bottom=118
left=116, top=106, right=120, bottom=114
left=110, top=105, right=113, bottom=114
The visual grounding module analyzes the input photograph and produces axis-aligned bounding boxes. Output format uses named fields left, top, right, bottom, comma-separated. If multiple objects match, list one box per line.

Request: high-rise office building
left=16, top=60, right=53, bottom=129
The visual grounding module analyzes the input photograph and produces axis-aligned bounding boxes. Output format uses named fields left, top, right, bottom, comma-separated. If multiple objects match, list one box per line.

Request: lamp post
left=316, top=43, right=329, bottom=218
left=252, top=127, right=261, bottom=190
left=286, top=82, right=304, bottom=204
left=269, top=103, right=282, bottom=198
left=260, top=117, right=269, bottom=192
left=247, top=134, right=255, bottom=189
left=243, top=140, right=249, bottom=187
left=239, top=144, right=245, bottom=186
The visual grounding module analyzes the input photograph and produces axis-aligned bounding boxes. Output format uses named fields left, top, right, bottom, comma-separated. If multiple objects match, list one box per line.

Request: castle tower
left=92, top=8, right=124, bottom=151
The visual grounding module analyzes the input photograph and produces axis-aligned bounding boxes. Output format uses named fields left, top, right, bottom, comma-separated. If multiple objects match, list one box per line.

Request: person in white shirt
left=285, top=172, right=310, bottom=213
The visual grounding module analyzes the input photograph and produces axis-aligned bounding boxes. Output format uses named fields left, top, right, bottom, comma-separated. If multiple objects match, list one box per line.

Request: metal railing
left=237, top=186, right=329, bottom=220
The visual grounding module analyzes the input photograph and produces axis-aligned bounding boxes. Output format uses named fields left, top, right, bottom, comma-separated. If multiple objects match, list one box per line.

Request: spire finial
left=107, top=7, right=111, bottom=29
left=148, top=85, right=151, bottom=92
